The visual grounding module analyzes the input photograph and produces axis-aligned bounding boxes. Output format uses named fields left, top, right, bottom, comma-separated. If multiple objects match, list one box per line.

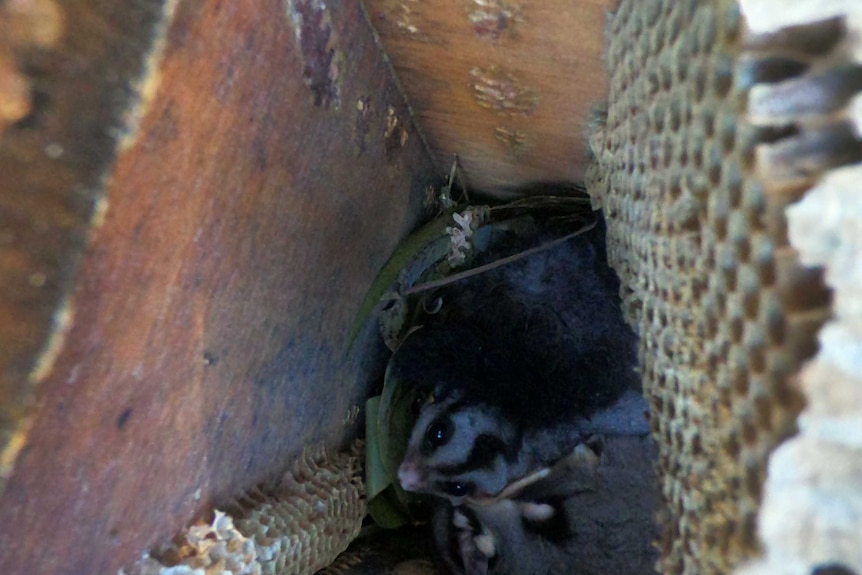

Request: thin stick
left=487, top=195, right=591, bottom=214
left=451, top=154, right=470, bottom=204
left=466, top=468, right=551, bottom=507
left=403, top=219, right=597, bottom=296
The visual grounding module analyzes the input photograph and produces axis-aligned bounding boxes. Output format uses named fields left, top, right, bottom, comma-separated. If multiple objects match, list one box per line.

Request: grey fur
left=390, top=213, right=657, bottom=574
left=391, top=216, right=644, bottom=501
left=431, top=435, right=659, bottom=575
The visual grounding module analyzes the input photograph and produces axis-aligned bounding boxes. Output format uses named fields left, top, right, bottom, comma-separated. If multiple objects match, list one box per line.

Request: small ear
left=571, top=436, right=603, bottom=468
left=584, top=434, right=605, bottom=458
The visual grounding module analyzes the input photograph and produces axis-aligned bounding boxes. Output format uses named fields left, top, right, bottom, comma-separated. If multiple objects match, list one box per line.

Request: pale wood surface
left=364, top=0, right=615, bottom=195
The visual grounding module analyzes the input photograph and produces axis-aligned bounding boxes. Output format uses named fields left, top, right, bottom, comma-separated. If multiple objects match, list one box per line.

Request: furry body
left=391, top=215, right=642, bottom=502
left=431, top=435, right=659, bottom=575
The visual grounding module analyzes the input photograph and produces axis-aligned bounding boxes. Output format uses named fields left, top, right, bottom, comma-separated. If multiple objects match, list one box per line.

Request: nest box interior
left=0, top=1, right=860, bottom=574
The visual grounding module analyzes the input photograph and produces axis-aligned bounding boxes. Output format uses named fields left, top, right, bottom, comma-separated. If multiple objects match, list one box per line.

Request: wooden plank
left=0, top=0, right=435, bottom=572
left=363, top=0, right=614, bottom=195
left=0, top=0, right=169, bottom=491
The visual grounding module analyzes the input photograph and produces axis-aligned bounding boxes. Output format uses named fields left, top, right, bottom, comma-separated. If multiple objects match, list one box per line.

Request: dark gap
left=744, top=15, right=845, bottom=56
left=752, top=123, right=800, bottom=144
left=736, top=55, right=809, bottom=88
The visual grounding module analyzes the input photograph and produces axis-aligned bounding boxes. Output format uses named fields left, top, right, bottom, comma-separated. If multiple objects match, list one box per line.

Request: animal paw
left=453, top=507, right=498, bottom=560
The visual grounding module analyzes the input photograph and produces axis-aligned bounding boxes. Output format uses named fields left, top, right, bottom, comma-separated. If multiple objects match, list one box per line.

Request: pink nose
left=397, top=462, right=424, bottom=492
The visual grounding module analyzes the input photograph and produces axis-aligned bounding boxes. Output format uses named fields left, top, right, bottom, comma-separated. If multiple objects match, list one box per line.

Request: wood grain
left=0, top=0, right=435, bottom=572
left=363, top=0, right=614, bottom=195
left=0, top=0, right=169, bottom=492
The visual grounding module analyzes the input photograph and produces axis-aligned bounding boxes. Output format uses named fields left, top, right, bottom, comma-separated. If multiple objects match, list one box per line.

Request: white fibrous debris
left=446, top=209, right=480, bottom=267
left=130, top=511, right=262, bottom=575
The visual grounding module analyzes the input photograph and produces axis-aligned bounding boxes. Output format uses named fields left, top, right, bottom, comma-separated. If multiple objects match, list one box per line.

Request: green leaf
left=348, top=214, right=454, bottom=347
left=360, top=192, right=598, bottom=529
left=378, top=361, right=422, bottom=480
left=367, top=485, right=410, bottom=529
left=365, top=396, right=390, bottom=501
left=365, top=364, right=428, bottom=529
left=350, top=194, right=595, bottom=347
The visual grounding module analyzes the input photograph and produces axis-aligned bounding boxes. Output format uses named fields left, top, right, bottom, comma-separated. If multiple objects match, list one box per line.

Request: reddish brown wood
left=0, top=0, right=435, bottom=573
left=0, top=0, right=170, bottom=485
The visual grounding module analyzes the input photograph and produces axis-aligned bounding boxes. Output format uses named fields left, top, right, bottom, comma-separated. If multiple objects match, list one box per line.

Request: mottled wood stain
left=363, top=0, right=613, bottom=194
left=0, top=0, right=435, bottom=572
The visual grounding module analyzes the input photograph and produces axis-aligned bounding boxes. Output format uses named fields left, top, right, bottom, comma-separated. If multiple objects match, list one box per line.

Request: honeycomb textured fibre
left=737, top=3, right=862, bottom=574
left=128, top=443, right=365, bottom=575
left=588, top=0, right=862, bottom=573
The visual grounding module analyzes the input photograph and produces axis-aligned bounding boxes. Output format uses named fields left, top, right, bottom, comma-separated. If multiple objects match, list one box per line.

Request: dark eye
left=423, top=417, right=453, bottom=450
left=444, top=481, right=470, bottom=497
